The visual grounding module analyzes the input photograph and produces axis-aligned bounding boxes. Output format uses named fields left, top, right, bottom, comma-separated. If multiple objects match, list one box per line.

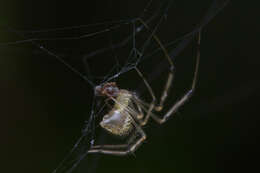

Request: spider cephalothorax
left=95, top=82, right=119, bottom=98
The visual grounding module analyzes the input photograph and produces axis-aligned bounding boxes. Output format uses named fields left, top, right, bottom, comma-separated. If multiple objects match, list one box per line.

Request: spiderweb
left=0, top=0, right=229, bottom=173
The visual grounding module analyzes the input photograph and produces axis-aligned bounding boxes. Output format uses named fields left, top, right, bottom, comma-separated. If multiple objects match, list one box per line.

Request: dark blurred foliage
left=0, top=0, right=259, bottom=173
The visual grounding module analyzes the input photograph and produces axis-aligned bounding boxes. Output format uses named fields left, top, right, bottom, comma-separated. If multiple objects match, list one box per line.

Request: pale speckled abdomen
left=100, top=90, right=134, bottom=136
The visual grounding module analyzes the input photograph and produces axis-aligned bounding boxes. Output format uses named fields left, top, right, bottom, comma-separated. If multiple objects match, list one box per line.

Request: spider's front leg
left=152, top=31, right=201, bottom=124
left=134, top=19, right=176, bottom=125
left=134, top=65, right=174, bottom=126
left=154, top=65, right=174, bottom=112
left=135, top=67, right=156, bottom=126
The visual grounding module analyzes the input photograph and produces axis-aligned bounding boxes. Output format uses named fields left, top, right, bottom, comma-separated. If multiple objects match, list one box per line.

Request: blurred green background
left=0, top=0, right=259, bottom=173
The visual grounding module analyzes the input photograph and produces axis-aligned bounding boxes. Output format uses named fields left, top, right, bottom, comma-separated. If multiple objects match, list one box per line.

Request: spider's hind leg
left=88, top=123, right=146, bottom=156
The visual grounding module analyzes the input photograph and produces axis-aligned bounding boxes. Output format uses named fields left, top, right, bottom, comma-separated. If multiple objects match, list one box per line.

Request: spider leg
left=132, top=19, right=175, bottom=125
left=88, top=123, right=146, bottom=156
left=90, top=144, right=128, bottom=149
left=151, top=31, right=201, bottom=124
left=134, top=67, right=156, bottom=126
left=136, top=18, right=175, bottom=112
left=134, top=99, right=145, bottom=120
left=89, top=131, right=138, bottom=150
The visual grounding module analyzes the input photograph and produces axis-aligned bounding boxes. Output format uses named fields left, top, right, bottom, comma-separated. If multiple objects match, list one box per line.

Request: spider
left=87, top=21, right=202, bottom=156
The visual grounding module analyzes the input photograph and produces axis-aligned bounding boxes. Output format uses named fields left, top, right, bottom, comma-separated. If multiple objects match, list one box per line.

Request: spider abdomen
left=100, top=90, right=134, bottom=136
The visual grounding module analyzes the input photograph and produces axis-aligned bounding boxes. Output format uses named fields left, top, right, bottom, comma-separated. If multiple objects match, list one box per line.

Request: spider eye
left=106, top=87, right=114, bottom=95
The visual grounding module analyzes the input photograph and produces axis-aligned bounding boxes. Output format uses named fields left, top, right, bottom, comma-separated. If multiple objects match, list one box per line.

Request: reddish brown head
left=95, top=82, right=119, bottom=98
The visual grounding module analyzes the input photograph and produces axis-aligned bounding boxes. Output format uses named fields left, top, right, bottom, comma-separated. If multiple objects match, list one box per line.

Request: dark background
left=0, top=0, right=259, bottom=173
